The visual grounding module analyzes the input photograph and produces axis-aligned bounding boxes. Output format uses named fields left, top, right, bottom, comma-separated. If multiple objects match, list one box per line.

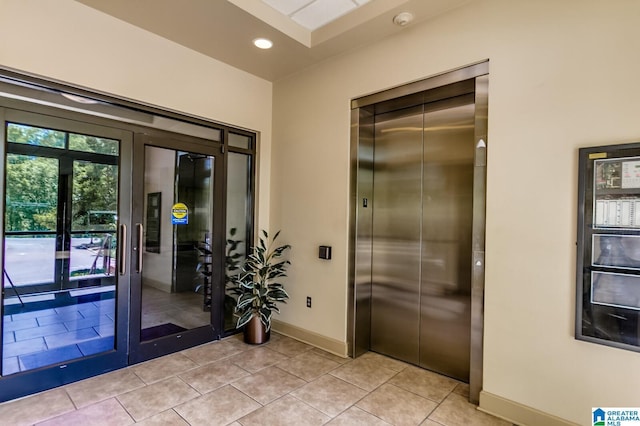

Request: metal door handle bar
left=136, top=223, right=143, bottom=273
left=118, top=224, right=127, bottom=275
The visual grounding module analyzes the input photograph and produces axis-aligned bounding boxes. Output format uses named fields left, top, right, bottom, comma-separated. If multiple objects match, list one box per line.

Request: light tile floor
left=0, top=333, right=515, bottom=426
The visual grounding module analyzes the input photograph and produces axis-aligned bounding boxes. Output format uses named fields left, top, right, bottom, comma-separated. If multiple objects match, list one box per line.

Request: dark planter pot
left=244, top=315, right=270, bottom=344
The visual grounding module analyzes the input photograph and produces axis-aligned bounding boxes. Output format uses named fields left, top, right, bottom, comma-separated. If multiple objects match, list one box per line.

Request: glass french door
left=0, top=76, right=257, bottom=402
left=1, top=109, right=132, bottom=400
left=128, top=134, right=224, bottom=363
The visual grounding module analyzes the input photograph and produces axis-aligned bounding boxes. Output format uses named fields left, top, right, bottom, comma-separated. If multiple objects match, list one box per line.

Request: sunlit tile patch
left=63, top=314, right=113, bottom=331
left=3, top=317, right=38, bottom=332
left=2, top=296, right=118, bottom=375
left=55, top=303, right=100, bottom=318
left=37, top=311, right=83, bottom=326
left=2, top=357, right=20, bottom=375
left=19, top=345, right=83, bottom=370
left=45, top=327, right=100, bottom=349
left=78, top=337, right=115, bottom=356
left=3, top=336, right=47, bottom=357
left=14, top=323, right=67, bottom=341
left=93, top=323, right=116, bottom=337
left=3, top=331, right=15, bottom=343
left=10, top=307, right=56, bottom=321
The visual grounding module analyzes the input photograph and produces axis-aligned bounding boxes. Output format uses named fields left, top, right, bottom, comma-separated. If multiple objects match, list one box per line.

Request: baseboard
left=271, top=319, right=349, bottom=358
left=479, top=391, right=579, bottom=426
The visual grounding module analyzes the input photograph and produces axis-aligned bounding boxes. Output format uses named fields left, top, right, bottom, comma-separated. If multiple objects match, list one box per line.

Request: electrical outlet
left=306, top=296, right=312, bottom=308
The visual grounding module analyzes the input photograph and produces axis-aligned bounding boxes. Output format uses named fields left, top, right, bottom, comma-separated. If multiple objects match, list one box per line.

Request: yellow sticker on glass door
left=171, top=202, right=188, bottom=225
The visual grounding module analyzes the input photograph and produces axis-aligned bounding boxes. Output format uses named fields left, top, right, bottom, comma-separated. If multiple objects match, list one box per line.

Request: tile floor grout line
left=275, top=391, right=323, bottom=415
left=287, top=391, right=337, bottom=418
left=326, top=359, right=450, bottom=426
left=228, top=380, right=268, bottom=409
left=112, top=395, right=136, bottom=425
left=172, top=407, right=191, bottom=425
left=31, top=390, right=77, bottom=426
left=178, top=373, right=207, bottom=399
left=63, top=388, right=80, bottom=411
left=387, top=379, right=458, bottom=405
left=302, top=381, right=374, bottom=422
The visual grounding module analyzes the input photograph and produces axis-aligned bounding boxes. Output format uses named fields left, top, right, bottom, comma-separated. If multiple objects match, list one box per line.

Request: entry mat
left=141, top=323, right=187, bottom=341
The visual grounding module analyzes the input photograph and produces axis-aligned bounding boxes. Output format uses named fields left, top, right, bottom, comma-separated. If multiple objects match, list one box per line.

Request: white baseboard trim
left=271, top=319, right=349, bottom=358
left=479, top=391, right=579, bottom=426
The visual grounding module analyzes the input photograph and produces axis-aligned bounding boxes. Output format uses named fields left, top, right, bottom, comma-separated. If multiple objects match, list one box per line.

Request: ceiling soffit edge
left=228, top=0, right=311, bottom=46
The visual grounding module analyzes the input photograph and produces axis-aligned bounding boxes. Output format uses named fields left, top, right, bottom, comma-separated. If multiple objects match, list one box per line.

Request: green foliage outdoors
left=5, top=123, right=118, bottom=233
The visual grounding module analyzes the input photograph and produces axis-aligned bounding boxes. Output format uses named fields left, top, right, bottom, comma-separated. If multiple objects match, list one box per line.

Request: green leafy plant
left=224, top=227, right=244, bottom=330
left=233, top=230, right=291, bottom=331
left=225, top=227, right=244, bottom=286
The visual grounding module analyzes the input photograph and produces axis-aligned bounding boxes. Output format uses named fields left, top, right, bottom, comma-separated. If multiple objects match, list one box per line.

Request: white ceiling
left=75, top=0, right=473, bottom=82
left=263, top=0, right=370, bottom=30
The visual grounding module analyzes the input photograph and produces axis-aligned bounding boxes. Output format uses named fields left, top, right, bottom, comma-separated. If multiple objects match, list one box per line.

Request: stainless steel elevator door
left=370, top=95, right=474, bottom=381
left=420, top=100, right=474, bottom=380
left=371, top=105, right=424, bottom=364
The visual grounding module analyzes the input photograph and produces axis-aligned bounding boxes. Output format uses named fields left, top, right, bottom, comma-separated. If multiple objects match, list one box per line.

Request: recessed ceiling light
left=253, top=38, right=273, bottom=49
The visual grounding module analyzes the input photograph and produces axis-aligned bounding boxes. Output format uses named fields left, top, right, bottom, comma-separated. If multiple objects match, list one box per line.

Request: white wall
left=0, top=0, right=273, bottom=230
left=271, top=0, right=640, bottom=423
left=142, top=147, right=174, bottom=292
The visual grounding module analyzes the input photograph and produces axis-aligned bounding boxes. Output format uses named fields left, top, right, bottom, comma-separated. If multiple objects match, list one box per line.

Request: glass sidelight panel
left=4, top=154, right=58, bottom=289
left=224, top=152, right=252, bottom=331
left=3, top=122, right=120, bottom=376
left=70, top=161, right=118, bottom=282
left=140, top=146, right=214, bottom=341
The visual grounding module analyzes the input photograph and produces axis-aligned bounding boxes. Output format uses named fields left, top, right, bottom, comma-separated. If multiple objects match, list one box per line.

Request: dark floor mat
left=140, top=323, right=187, bottom=341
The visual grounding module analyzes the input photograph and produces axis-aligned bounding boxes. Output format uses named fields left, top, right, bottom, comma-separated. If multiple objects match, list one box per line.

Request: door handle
left=136, top=223, right=144, bottom=273
left=118, top=224, right=127, bottom=275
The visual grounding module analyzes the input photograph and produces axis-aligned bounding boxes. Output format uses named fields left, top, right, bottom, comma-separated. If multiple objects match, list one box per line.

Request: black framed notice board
left=577, top=143, right=640, bottom=352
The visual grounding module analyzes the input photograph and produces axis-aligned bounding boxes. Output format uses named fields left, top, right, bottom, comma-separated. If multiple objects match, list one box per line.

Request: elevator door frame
left=348, top=61, right=488, bottom=404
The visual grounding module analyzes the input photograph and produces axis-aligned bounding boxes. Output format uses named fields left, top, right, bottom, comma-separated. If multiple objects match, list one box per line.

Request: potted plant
left=233, top=230, right=291, bottom=344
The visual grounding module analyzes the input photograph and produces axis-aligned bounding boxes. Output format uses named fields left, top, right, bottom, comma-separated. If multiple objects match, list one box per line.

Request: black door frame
left=127, top=132, right=226, bottom=364
left=0, top=71, right=257, bottom=402
left=0, top=107, right=133, bottom=402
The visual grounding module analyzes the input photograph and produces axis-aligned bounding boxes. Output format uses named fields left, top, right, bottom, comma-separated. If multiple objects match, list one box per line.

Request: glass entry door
left=0, top=78, right=256, bottom=402
left=129, top=134, right=223, bottom=363
left=1, top=109, right=132, bottom=400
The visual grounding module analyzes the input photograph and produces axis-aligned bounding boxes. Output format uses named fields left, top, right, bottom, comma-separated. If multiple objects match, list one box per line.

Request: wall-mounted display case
left=577, top=143, right=640, bottom=352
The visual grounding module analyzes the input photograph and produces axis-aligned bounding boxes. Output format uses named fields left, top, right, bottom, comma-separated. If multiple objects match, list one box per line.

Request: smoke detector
left=393, top=12, right=414, bottom=27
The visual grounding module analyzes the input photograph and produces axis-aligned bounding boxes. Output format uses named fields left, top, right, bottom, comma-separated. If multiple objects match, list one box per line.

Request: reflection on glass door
left=224, top=149, right=253, bottom=332
left=3, top=121, right=121, bottom=375
left=138, top=146, right=214, bottom=343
